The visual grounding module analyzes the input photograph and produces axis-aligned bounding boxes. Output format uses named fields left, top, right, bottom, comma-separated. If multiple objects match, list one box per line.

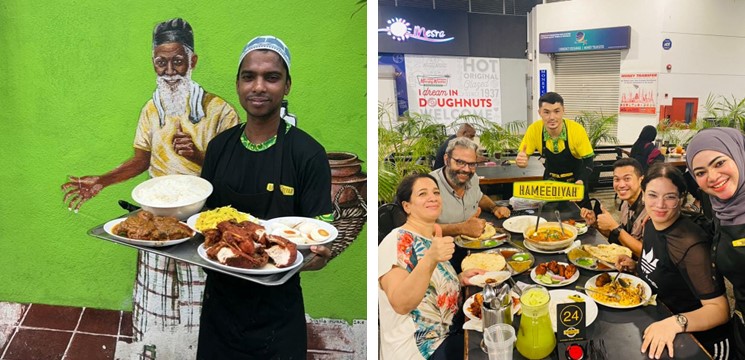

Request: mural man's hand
left=61, top=175, right=104, bottom=212
left=173, top=124, right=204, bottom=165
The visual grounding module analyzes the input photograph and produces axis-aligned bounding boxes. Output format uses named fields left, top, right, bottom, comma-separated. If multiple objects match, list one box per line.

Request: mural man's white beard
left=157, top=70, right=191, bottom=117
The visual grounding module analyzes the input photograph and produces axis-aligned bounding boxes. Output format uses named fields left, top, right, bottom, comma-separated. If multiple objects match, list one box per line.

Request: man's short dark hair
left=613, top=157, right=644, bottom=177
left=538, top=92, right=564, bottom=107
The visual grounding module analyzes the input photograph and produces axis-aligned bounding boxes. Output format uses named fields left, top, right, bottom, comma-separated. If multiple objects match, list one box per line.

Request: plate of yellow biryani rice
left=186, top=206, right=262, bottom=233
left=583, top=272, right=652, bottom=309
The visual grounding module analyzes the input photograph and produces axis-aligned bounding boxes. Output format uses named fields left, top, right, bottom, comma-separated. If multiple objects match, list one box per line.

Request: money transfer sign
left=513, top=181, right=584, bottom=202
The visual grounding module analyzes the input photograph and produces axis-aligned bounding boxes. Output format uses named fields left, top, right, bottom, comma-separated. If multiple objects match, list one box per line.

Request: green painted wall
left=0, top=1, right=367, bottom=322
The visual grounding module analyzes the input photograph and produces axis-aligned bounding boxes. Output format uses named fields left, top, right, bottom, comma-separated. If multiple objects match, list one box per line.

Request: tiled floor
left=0, top=304, right=132, bottom=360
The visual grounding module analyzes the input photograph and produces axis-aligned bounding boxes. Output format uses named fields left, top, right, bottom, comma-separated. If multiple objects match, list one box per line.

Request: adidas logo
left=640, top=248, right=658, bottom=275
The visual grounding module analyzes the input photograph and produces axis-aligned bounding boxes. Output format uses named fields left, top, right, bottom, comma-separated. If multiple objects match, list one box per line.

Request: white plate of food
left=103, top=216, right=194, bottom=248
left=186, top=206, right=262, bottom=233
left=263, top=216, right=338, bottom=250
left=502, top=215, right=548, bottom=233
left=197, top=244, right=303, bottom=275
left=548, top=289, right=598, bottom=332
left=530, top=261, right=580, bottom=287
left=463, top=291, right=521, bottom=323
left=522, top=239, right=577, bottom=254
left=584, top=272, right=652, bottom=309
left=468, top=271, right=512, bottom=288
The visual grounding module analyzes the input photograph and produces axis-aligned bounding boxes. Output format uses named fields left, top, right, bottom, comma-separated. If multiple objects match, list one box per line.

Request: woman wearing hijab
left=616, top=163, right=730, bottom=359
left=687, top=127, right=745, bottom=358
left=378, top=173, right=484, bottom=360
left=630, top=125, right=664, bottom=172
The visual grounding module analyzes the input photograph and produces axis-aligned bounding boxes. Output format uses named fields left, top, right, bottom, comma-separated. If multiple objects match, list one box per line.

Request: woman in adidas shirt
left=616, top=163, right=730, bottom=359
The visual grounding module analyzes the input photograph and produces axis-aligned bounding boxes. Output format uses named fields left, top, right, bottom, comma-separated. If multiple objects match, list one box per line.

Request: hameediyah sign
left=513, top=181, right=584, bottom=202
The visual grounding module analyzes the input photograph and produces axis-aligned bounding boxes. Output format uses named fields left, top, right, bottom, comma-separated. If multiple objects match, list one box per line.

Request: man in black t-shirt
left=197, top=35, right=332, bottom=359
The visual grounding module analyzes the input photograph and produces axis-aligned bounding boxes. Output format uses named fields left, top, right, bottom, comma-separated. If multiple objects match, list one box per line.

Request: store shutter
left=554, top=51, right=620, bottom=140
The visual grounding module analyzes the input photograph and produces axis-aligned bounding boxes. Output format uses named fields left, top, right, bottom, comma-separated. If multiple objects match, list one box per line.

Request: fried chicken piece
left=469, top=293, right=484, bottom=319
left=206, top=242, right=269, bottom=269
left=564, top=264, right=577, bottom=279
left=548, top=260, right=560, bottom=274
left=535, top=263, right=548, bottom=275
left=265, top=235, right=298, bottom=268
left=596, top=273, right=611, bottom=287
left=557, top=264, right=566, bottom=278
left=203, top=229, right=221, bottom=247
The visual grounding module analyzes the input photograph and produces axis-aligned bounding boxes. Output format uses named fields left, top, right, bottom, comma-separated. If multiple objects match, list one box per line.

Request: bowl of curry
left=522, top=222, right=577, bottom=251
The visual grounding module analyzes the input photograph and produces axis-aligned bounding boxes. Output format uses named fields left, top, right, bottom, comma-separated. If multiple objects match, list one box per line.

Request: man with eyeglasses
left=582, top=158, right=646, bottom=257
left=516, top=92, right=594, bottom=207
left=430, top=136, right=510, bottom=272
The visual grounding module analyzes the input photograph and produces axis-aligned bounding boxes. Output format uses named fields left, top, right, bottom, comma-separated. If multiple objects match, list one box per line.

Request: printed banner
left=539, top=26, right=631, bottom=54
left=405, top=54, right=501, bottom=125
left=620, top=73, right=657, bottom=114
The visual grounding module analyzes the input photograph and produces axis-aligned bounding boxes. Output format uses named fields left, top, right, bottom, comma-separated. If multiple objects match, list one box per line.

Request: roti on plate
left=584, top=244, right=632, bottom=264
left=461, top=252, right=506, bottom=272
left=461, top=223, right=497, bottom=242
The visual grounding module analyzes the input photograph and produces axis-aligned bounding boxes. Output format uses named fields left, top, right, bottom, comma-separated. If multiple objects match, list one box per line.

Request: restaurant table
left=664, top=155, right=687, bottom=168
left=476, top=159, right=545, bottom=185
left=463, top=201, right=712, bottom=360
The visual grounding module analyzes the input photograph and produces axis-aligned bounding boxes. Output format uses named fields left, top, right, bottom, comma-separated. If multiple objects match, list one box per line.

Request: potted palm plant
left=574, top=111, right=619, bottom=148
left=449, top=114, right=526, bottom=159
left=378, top=102, right=447, bottom=204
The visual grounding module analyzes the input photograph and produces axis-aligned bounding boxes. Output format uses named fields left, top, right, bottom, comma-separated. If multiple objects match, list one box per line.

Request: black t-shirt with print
left=638, top=216, right=728, bottom=347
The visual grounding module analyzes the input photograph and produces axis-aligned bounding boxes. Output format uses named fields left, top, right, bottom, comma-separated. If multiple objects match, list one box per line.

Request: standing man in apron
left=197, top=36, right=333, bottom=359
left=516, top=92, right=595, bottom=208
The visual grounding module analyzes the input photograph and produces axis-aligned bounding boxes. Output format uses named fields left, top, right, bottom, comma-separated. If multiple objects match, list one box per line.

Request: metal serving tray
left=88, top=215, right=312, bottom=286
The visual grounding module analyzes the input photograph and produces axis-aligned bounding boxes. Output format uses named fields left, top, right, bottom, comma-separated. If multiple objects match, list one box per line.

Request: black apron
left=197, top=119, right=306, bottom=360
left=713, top=222, right=745, bottom=359
left=541, top=128, right=591, bottom=208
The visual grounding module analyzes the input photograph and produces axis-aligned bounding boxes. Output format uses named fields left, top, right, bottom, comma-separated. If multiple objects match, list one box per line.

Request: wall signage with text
left=539, top=26, right=631, bottom=54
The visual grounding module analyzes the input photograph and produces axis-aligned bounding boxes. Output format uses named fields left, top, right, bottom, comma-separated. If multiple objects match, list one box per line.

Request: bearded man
left=61, top=18, right=238, bottom=348
left=429, top=137, right=510, bottom=273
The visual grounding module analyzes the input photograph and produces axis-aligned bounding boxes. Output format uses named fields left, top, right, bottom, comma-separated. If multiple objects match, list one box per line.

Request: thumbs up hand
left=516, top=144, right=529, bottom=168
left=596, top=205, right=619, bottom=232
left=424, top=224, right=455, bottom=264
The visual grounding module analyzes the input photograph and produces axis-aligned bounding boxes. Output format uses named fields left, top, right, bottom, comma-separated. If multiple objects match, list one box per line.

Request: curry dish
left=526, top=227, right=573, bottom=242
left=112, top=211, right=193, bottom=240
left=588, top=278, right=646, bottom=306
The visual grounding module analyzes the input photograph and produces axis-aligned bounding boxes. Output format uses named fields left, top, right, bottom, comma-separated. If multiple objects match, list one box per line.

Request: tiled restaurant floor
left=0, top=304, right=132, bottom=360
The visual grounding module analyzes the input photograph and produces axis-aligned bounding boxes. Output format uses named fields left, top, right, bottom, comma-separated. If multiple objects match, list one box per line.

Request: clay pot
left=332, top=172, right=367, bottom=206
left=327, top=152, right=367, bottom=206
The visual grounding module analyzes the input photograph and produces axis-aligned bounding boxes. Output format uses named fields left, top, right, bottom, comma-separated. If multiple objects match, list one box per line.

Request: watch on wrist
left=609, top=225, right=623, bottom=243
left=675, top=314, right=688, bottom=332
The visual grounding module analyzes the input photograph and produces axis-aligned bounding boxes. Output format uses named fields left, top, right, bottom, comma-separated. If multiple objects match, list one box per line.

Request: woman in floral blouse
left=378, top=173, right=484, bottom=359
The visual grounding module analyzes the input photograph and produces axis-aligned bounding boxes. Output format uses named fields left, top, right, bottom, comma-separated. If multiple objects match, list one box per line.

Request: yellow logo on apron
left=732, top=238, right=745, bottom=247
left=280, top=185, right=294, bottom=195
left=513, top=180, right=584, bottom=202
left=266, top=183, right=294, bottom=195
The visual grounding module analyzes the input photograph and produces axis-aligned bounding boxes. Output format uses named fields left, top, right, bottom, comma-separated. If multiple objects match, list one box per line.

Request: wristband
left=609, top=225, right=623, bottom=243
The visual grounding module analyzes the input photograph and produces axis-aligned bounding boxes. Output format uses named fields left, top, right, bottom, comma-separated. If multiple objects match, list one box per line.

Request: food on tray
left=587, top=278, right=646, bottom=306
left=461, top=253, right=506, bottom=272
left=534, top=261, right=577, bottom=285
left=563, top=219, right=587, bottom=229
left=526, top=227, right=574, bottom=242
left=584, top=244, right=632, bottom=264
left=204, top=220, right=297, bottom=269
left=112, top=211, right=193, bottom=240
left=461, top=223, right=498, bottom=241
left=195, top=206, right=258, bottom=231
left=469, top=293, right=484, bottom=319
left=134, top=175, right=210, bottom=207
left=270, top=220, right=332, bottom=244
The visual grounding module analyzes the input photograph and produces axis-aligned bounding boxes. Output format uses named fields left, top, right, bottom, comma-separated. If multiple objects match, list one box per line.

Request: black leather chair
left=378, top=203, right=407, bottom=244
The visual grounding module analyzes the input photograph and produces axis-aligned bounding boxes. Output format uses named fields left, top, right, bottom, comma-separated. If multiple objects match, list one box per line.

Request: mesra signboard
left=378, top=6, right=469, bottom=56
left=405, top=54, right=501, bottom=125
left=539, top=26, right=631, bottom=54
